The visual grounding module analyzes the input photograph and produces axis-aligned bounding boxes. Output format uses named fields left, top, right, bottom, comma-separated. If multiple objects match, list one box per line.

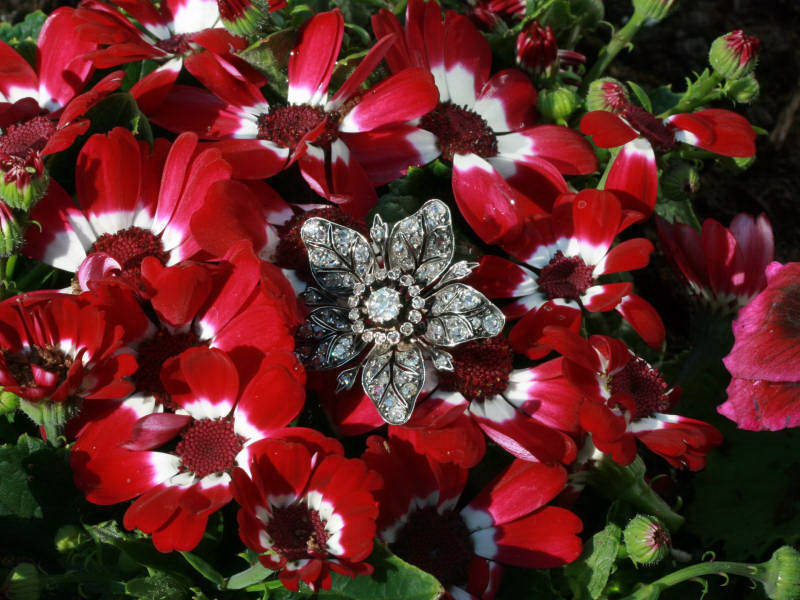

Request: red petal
left=615, top=294, right=665, bottom=349
left=288, top=10, right=343, bottom=106
left=670, top=109, right=756, bottom=157
left=121, top=413, right=192, bottom=451
left=474, top=69, right=537, bottom=133
left=604, top=139, right=658, bottom=219
left=719, top=377, right=800, bottom=431
left=580, top=111, right=638, bottom=147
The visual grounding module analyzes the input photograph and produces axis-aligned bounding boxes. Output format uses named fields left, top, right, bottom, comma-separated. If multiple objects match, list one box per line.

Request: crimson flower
left=372, top=0, right=597, bottom=243
left=657, top=213, right=773, bottom=313
left=149, top=9, right=439, bottom=217
left=71, top=347, right=308, bottom=552
left=581, top=104, right=756, bottom=218
left=363, top=437, right=582, bottom=599
left=74, top=0, right=252, bottom=113
left=232, top=438, right=380, bottom=591
left=25, top=127, right=231, bottom=293
left=0, top=292, right=137, bottom=437
left=720, top=262, right=800, bottom=431
left=0, top=8, right=122, bottom=206
left=471, top=189, right=665, bottom=352
left=543, top=327, right=722, bottom=470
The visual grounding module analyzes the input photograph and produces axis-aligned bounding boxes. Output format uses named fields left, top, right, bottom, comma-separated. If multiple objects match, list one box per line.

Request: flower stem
left=583, top=11, right=648, bottom=88
left=661, top=71, right=724, bottom=116
left=620, top=561, right=760, bottom=600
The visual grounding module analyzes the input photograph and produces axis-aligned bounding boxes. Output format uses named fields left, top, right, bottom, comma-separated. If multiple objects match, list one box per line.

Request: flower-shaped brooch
left=296, top=199, right=505, bottom=425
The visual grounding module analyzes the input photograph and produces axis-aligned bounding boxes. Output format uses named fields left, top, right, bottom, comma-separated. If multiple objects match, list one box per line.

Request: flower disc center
left=365, top=286, right=403, bottom=324
left=537, top=251, right=595, bottom=300
left=175, top=419, right=243, bottom=479
left=0, top=115, right=56, bottom=160
left=419, top=102, right=498, bottom=161
left=1, top=344, right=73, bottom=388
left=155, top=33, right=192, bottom=55
left=257, top=104, right=339, bottom=150
left=133, top=329, right=203, bottom=408
left=610, top=356, right=671, bottom=419
left=266, top=503, right=330, bottom=560
left=88, top=226, right=169, bottom=284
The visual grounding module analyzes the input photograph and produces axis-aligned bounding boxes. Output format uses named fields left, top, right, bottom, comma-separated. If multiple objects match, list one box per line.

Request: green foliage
left=269, top=543, right=444, bottom=600
left=239, top=29, right=294, bottom=100
left=126, top=574, right=188, bottom=600
left=565, top=523, right=623, bottom=599
left=0, top=10, right=46, bottom=44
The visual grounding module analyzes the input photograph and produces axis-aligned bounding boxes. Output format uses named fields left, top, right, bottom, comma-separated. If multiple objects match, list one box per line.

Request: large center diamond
left=365, top=286, right=403, bottom=324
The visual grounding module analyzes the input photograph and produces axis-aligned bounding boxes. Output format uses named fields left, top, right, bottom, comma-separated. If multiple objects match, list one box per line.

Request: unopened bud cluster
left=623, top=514, right=672, bottom=565
left=516, top=22, right=558, bottom=77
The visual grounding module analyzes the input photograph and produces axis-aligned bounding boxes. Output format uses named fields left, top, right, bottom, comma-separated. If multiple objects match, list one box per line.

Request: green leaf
left=126, top=574, right=188, bottom=600
left=269, top=542, right=443, bottom=600
left=565, top=523, right=622, bottom=600
left=0, top=11, right=46, bottom=44
left=225, top=562, right=274, bottom=590
left=649, top=85, right=683, bottom=115
left=180, top=551, right=224, bottom=586
left=0, top=434, right=49, bottom=518
left=627, top=81, right=653, bottom=113
left=654, top=197, right=700, bottom=228
left=239, top=29, right=295, bottom=100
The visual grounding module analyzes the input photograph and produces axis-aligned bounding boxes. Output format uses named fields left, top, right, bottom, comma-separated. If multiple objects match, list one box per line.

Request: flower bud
left=709, top=30, right=761, bottom=80
left=0, top=390, right=20, bottom=415
left=727, top=74, right=760, bottom=103
left=516, top=22, right=558, bottom=78
left=586, top=78, right=630, bottom=112
left=54, top=525, right=86, bottom=554
left=1, top=563, right=42, bottom=600
left=662, top=162, right=700, bottom=198
left=538, top=88, right=580, bottom=123
left=0, top=202, right=25, bottom=257
left=623, top=515, right=672, bottom=566
left=0, top=169, right=49, bottom=212
left=761, top=546, right=800, bottom=600
left=632, top=0, right=676, bottom=21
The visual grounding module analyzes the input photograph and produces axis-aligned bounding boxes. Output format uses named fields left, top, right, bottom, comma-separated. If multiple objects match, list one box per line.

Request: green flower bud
left=623, top=515, right=672, bottom=566
left=0, top=170, right=49, bottom=212
left=54, top=525, right=86, bottom=554
left=709, top=30, right=761, bottom=80
left=761, top=546, right=800, bottom=600
left=662, top=162, right=700, bottom=198
left=18, top=398, right=79, bottom=446
left=727, top=74, right=760, bottom=103
left=1, top=563, right=41, bottom=600
left=538, top=88, right=580, bottom=123
left=586, top=78, right=630, bottom=112
left=0, top=203, right=25, bottom=257
left=0, top=390, right=20, bottom=415
left=632, top=0, right=676, bottom=21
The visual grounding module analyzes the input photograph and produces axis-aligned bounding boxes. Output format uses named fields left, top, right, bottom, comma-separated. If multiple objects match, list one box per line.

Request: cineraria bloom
left=71, top=347, right=307, bottom=552
left=150, top=9, right=440, bottom=218
left=25, top=127, right=231, bottom=293
left=372, top=0, right=597, bottom=243
left=0, top=8, right=122, bottom=207
left=362, top=437, right=582, bottom=599
left=720, top=262, right=800, bottom=431
left=0, top=292, right=137, bottom=433
left=657, top=213, right=773, bottom=313
left=232, top=438, right=381, bottom=591
left=470, top=189, right=665, bottom=352
left=581, top=104, right=756, bottom=218
left=74, top=0, right=254, bottom=113
left=542, top=327, right=723, bottom=470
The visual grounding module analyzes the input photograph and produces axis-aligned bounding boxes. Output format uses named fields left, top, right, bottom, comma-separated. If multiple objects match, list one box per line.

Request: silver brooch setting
left=296, top=199, right=505, bottom=425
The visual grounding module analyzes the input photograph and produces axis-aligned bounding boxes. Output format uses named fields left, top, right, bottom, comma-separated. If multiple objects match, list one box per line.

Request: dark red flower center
left=88, top=226, right=169, bottom=285
left=266, top=503, right=330, bottom=560
left=257, top=104, right=340, bottom=150
left=438, top=335, right=513, bottom=401
left=620, top=105, right=677, bottom=151
left=419, top=102, right=498, bottom=162
left=276, top=207, right=368, bottom=281
left=725, top=30, right=760, bottom=65
left=132, top=329, right=203, bottom=408
left=175, top=418, right=243, bottom=478
left=1, top=344, right=73, bottom=388
left=609, top=356, right=671, bottom=419
left=155, top=33, right=193, bottom=55
left=391, top=506, right=473, bottom=587
left=0, top=115, right=56, bottom=160
left=537, top=251, right=595, bottom=300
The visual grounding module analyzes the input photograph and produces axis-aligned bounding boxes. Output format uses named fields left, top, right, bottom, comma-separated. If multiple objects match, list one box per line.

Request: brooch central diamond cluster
left=296, top=199, right=505, bottom=425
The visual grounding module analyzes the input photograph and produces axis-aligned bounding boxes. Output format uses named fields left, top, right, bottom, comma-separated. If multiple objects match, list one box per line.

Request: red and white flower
left=471, top=189, right=665, bottom=351
left=581, top=104, right=756, bottom=219
left=0, top=8, right=122, bottom=205
left=372, top=0, right=597, bottom=243
left=657, top=213, right=773, bottom=312
left=363, top=436, right=582, bottom=599
left=24, top=127, right=231, bottom=293
left=71, top=347, right=307, bottom=552
left=232, top=438, right=380, bottom=591
left=149, top=9, right=439, bottom=217
left=74, top=0, right=252, bottom=113
left=542, top=327, right=723, bottom=470
left=720, top=261, right=800, bottom=431
left=0, top=291, right=137, bottom=428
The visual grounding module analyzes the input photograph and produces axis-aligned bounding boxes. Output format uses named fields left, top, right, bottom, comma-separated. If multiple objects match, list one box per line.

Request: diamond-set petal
left=298, top=198, right=505, bottom=424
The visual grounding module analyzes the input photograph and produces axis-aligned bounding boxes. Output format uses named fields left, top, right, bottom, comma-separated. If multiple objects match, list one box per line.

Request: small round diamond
left=387, top=331, right=401, bottom=345
left=352, top=321, right=365, bottom=333
left=388, top=268, right=401, bottom=279
left=365, top=287, right=403, bottom=323
left=353, top=283, right=366, bottom=295
left=348, top=308, right=360, bottom=321
left=399, top=322, right=414, bottom=336
left=408, top=310, right=422, bottom=323
left=411, top=296, right=425, bottom=310
left=362, top=331, right=374, bottom=342
left=374, top=331, right=387, bottom=345
left=408, top=285, right=421, bottom=296
left=347, top=295, right=359, bottom=307
left=400, top=275, right=414, bottom=286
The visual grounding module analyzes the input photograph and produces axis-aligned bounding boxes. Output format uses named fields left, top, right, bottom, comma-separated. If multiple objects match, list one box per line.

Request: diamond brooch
left=295, top=199, right=505, bottom=425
